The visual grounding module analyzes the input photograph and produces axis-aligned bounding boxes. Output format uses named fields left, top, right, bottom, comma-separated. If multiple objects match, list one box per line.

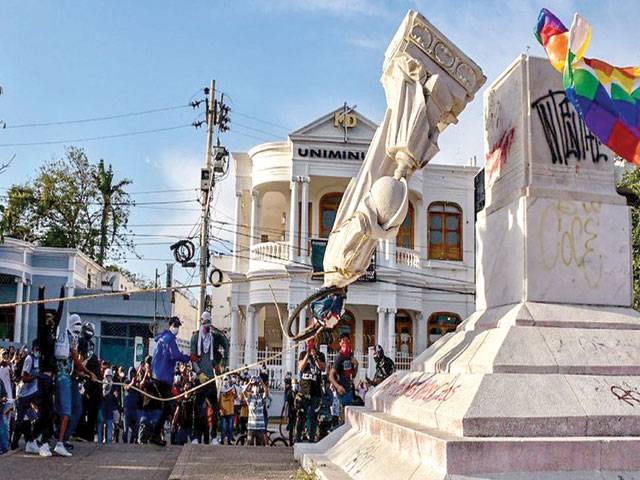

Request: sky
left=0, top=0, right=638, bottom=285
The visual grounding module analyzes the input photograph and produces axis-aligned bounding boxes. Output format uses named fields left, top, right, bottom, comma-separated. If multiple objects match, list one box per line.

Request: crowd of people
left=0, top=286, right=397, bottom=457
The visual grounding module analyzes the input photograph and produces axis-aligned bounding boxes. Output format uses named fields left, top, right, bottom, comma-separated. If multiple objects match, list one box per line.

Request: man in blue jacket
left=151, top=316, right=189, bottom=446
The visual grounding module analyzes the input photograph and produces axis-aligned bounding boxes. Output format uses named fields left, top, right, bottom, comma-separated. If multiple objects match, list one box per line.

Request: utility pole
left=198, top=79, right=216, bottom=324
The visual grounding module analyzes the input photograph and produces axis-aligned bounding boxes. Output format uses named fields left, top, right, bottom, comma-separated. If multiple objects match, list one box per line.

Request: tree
left=617, top=166, right=640, bottom=310
left=94, top=159, right=132, bottom=266
left=0, top=146, right=134, bottom=264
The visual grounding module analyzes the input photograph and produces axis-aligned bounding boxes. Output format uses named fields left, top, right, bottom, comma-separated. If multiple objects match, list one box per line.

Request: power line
left=231, top=110, right=291, bottom=132
left=5, top=104, right=193, bottom=129
left=0, top=123, right=193, bottom=147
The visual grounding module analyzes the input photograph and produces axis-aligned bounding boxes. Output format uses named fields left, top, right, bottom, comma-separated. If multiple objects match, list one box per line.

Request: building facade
left=0, top=238, right=197, bottom=366
left=227, top=107, right=478, bottom=377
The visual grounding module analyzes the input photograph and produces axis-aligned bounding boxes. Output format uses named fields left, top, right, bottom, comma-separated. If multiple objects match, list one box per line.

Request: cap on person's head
left=201, top=311, right=212, bottom=326
left=374, top=344, right=384, bottom=357
left=340, top=332, right=351, bottom=340
left=169, top=316, right=182, bottom=328
left=104, top=368, right=113, bottom=377
left=31, top=338, right=39, bottom=349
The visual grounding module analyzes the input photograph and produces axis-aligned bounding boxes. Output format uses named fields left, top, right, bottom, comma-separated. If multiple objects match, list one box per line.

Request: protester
left=122, top=366, right=139, bottom=444
left=370, top=345, right=395, bottom=387
left=172, top=379, right=196, bottom=445
left=218, top=375, right=236, bottom=445
left=151, top=316, right=189, bottom=446
left=329, top=333, right=358, bottom=414
left=296, top=337, right=326, bottom=443
left=97, top=368, right=119, bottom=444
left=243, top=376, right=267, bottom=446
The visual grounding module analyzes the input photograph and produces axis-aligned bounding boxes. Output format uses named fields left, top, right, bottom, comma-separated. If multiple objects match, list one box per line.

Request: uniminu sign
left=297, top=148, right=366, bottom=160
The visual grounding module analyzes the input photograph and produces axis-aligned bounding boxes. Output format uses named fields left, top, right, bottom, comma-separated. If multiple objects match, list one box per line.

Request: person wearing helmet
left=296, top=336, right=326, bottom=443
left=77, top=321, right=101, bottom=442
left=53, top=313, right=97, bottom=457
left=370, top=345, right=395, bottom=387
left=329, top=333, right=358, bottom=415
left=151, top=316, right=189, bottom=446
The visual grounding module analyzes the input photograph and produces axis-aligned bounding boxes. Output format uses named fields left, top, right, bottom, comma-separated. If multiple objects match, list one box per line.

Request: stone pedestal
left=295, top=55, right=640, bottom=479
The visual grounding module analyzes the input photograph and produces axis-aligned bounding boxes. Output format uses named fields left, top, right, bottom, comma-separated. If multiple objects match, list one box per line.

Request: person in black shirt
left=296, top=337, right=325, bottom=443
left=329, top=333, right=358, bottom=411
left=370, top=345, right=395, bottom=386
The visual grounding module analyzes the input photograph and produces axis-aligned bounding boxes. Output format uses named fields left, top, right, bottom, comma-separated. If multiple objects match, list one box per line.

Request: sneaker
left=209, top=438, right=219, bottom=446
left=63, top=442, right=74, bottom=451
left=191, top=439, right=199, bottom=445
left=25, top=441, right=40, bottom=455
left=149, top=437, right=166, bottom=447
left=53, top=442, right=72, bottom=457
left=39, top=443, right=52, bottom=457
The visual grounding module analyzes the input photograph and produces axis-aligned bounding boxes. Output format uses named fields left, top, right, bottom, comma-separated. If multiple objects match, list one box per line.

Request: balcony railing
left=250, top=241, right=290, bottom=264
left=395, top=247, right=420, bottom=269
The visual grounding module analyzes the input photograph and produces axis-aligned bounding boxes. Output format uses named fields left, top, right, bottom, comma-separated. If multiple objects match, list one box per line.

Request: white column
left=416, top=199, right=426, bottom=262
left=415, top=312, right=427, bottom=354
left=300, top=176, right=310, bottom=260
left=289, top=177, right=300, bottom=261
left=249, top=190, right=259, bottom=251
left=376, top=307, right=387, bottom=350
left=23, top=282, right=31, bottom=344
left=388, top=238, right=397, bottom=267
left=232, top=191, right=243, bottom=272
left=387, top=308, right=397, bottom=360
left=244, top=306, right=256, bottom=364
left=13, top=280, right=24, bottom=343
left=230, top=306, right=239, bottom=368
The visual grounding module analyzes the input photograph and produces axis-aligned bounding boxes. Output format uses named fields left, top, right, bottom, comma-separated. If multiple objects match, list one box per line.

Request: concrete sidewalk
left=0, top=443, right=300, bottom=480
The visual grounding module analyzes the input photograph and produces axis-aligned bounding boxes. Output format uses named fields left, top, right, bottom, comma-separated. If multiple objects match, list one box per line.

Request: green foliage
left=0, top=146, right=134, bottom=265
left=291, top=462, right=318, bottom=480
left=618, top=166, right=640, bottom=310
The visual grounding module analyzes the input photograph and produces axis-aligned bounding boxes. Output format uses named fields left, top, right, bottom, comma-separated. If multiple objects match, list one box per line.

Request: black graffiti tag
left=610, top=384, right=640, bottom=407
left=531, top=90, right=609, bottom=165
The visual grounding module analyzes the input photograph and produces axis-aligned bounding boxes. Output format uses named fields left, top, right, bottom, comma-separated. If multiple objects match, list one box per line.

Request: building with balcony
left=227, top=107, right=478, bottom=378
left=0, top=238, right=197, bottom=366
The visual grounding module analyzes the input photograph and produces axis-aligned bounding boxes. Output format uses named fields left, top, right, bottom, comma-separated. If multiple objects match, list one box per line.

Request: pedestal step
left=295, top=406, right=640, bottom=479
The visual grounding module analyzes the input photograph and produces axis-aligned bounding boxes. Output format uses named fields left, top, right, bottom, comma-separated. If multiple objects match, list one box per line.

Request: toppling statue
left=287, top=11, right=485, bottom=340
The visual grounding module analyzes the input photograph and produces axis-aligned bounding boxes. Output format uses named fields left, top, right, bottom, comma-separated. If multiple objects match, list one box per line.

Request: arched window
left=427, top=312, right=461, bottom=346
left=396, top=202, right=414, bottom=249
left=395, top=310, right=413, bottom=356
left=428, top=202, right=462, bottom=261
left=319, top=192, right=343, bottom=238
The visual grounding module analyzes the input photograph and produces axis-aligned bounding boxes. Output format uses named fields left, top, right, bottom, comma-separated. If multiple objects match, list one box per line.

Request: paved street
left=0, top=444, right=299, bottom=480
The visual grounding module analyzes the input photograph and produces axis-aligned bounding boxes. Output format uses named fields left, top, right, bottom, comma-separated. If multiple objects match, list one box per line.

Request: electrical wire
left=6, top=104, right=192, bottom=129
left=0, top=124, right=193, bottom=147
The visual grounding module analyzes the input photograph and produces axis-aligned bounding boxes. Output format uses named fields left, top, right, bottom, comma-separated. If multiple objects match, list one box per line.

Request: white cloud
left=347, top=36, right=385, bottom=50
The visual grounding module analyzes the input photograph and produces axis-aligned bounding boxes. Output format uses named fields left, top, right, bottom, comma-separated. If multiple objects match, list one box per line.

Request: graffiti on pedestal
left=531, top=90, right=609, bottom=165
left=486, top=127, right=515, bottom=184
left=540, top=200, right=603, bottom=288
left=610, top=383, right=640, bottom=407
left=378, top=373, right=460, bottom=403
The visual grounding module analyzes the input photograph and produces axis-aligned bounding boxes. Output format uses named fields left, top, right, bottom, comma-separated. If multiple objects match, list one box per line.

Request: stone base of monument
left=295, top=51, right=640, bottom=478
left=295, top=305, right=640, bottom=478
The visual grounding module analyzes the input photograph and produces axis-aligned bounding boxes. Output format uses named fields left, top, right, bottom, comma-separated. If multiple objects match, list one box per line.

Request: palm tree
left=94, top=159, right=131, bottom=266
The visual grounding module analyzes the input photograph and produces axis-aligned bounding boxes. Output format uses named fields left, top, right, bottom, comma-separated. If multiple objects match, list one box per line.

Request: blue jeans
left=97, top=409, right=113, bottom=444
left=65, top=379, right=82, bottom=441
left=219, top=415, right=234, bottom=444
left=0, top=405, right=9, bottom=453
left=123, top=408, right=138, bottom=444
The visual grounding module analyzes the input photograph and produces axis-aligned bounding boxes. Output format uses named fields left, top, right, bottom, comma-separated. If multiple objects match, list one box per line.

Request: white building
left=227, top=107, right=477, bottom=379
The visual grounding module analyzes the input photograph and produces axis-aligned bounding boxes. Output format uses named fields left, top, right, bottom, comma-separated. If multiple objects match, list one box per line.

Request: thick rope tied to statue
left=90, top=282, right=299, bottom=403
left=93, top=344, right=295, bottom=402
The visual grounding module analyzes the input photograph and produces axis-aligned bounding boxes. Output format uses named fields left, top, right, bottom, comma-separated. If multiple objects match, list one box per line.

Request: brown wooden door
left=362, top=319, right=376, bottom=352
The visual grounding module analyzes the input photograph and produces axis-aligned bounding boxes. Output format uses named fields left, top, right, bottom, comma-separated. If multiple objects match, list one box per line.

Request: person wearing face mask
left=77, top=321, right=100, bottom=442
left=329, top=333, right=358, bottom=415
left=151, top=316, right=189, bottom=446
left=217, top=376, right=236, bottom=445
left=370, top=345, right=395, bottom=387
left=13, top=340, right=49, bottom=456
left=189, top=311, right=219, bottom=445
left=53, top=313, right=97, bottom=457
left=296, top=337, right=326, bottom=443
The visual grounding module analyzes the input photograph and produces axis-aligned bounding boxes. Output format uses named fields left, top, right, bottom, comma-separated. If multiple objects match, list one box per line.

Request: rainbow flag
left=535, top=8, right=640, bottom=165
